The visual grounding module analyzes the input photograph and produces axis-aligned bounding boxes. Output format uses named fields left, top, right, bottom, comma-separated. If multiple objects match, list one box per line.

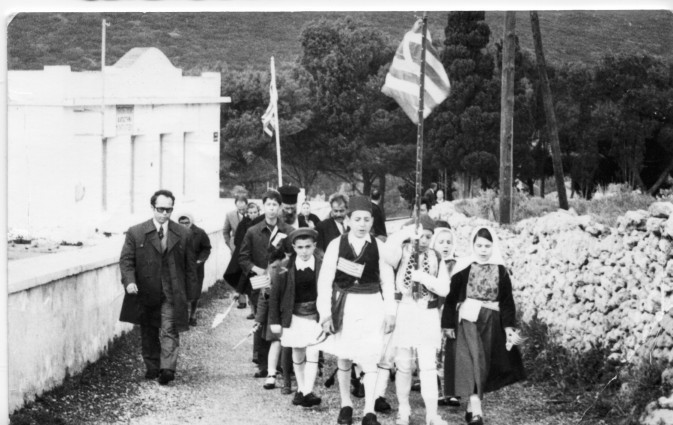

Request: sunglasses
left=154, top=207, right=174, bottom=214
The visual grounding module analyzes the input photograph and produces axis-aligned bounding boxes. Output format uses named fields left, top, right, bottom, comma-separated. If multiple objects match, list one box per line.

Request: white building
left=8, top=47, right=230, bottom=239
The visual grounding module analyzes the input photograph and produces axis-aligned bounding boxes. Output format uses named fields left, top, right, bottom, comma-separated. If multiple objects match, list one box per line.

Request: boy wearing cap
left=385, top=215, right=450, bottom=425
left=317, top=196, right=396, bottom=425
left=268, top=228, right=324, bottom=407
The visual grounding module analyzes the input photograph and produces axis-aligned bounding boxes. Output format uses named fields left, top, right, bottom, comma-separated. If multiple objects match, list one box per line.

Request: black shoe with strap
left=362, top=413, right=380, bottom=425
left=337, top=406, right=353, bottom=425
left=374, top=397, right=391, bottom=413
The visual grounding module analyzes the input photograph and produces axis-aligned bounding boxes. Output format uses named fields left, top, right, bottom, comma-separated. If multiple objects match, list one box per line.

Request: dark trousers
left=281, top=346, right=293, bottom=387
left=140, top=301, right=179, bottom=372
left=255, top=332, right=270, bottom=371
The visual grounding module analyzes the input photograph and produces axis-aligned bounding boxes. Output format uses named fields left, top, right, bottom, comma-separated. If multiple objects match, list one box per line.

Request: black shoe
left=411, top=380, right=421, bottom=392
left=189, top=317, right=197, bottom=326
left=144, top=369, right=159, bottom=380
left=254, top=369, right=268, bottom=378
left=374, top=397, right=391, bottom=413
left=301, top=392, right=322, bottom=407
left=292, top=391, right=304, bottom=405
left=468, top=414, right=483, bottom=425
left=281, top=386, right=292, bottom=395
left=246, top=313, right=255, bottom=320
left=263, top=377, right=276, bottom=389
left=337, top=406, right=353, bottom=425
left=465, top=412, right=473, bottom=423
left=237, top=302, right=247, bottom=309
left=158, top=369, right=175, bottom=385
left=362, top=413, right=380, bottom=425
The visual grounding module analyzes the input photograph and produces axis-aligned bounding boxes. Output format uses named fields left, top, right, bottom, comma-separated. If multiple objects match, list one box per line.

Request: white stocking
left=418, top=346, right=439, bottom=420
left=303, top=346, right=319, bottom=395
left=292, top=348, right=306, bottom=393
left=394, top=348, right=413, bottom=418
left=337, top=358, right=353, bottom=407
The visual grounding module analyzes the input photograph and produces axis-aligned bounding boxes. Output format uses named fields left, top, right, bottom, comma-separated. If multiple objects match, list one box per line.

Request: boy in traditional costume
left=268, top=228, right=324, bottom=407
left=386, top=216, right=450, bottom=425
left=317, top=196, right=396, bottom=425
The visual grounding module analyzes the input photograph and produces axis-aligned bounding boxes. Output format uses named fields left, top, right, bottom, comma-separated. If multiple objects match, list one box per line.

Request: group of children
left=239, top=191, right=525, bottom=425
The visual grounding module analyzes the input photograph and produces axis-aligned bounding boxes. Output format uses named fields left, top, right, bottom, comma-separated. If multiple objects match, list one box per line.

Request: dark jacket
left=190, top=224, right=212, bottom=294
left=441, top=264, right=516, bottom=330
left=298, top=213, right=321, bottom=229
left=223, top=216, right=253, bottom=290
left=238, top=218, right=295, bottom=275
left=371, top=202, right=387, bottom=238
left=268, top=254, right=323, bottom=328
left=316, top=217, right=346, bottom=253
left=119, top=219, right=197, bottom=333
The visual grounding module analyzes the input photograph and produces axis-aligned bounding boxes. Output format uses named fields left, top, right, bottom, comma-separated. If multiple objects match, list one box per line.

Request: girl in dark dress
left=441, top=226, right=525, bottom=425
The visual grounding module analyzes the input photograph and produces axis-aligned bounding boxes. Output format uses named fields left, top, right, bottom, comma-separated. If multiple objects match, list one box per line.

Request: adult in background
left=119, top=189, right=197, bottom=385
left=316, top=193, right=349, bottom=253
left=424, top=183, right=438, bottom=207
left=223, top=194, right=249, bottom=308
left=370, top=189, right=387, bottom=242
left=177, top=212, right=212, bottom=327
left=317, top=196, right=396, bottom=425
left=225, top=202, right=261, bottom=318
left=279, top=185, right=301, bottom=228
left=298, top=201, right=321, bottom=229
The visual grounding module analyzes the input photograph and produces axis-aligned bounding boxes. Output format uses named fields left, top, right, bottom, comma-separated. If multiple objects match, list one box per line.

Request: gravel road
left=11, top=282, right=585, bottom=425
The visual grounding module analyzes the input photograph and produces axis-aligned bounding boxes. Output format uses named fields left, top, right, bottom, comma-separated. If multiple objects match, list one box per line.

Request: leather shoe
left=189, top=317, right=197, bottom=326
left=246, top=313, right=255, bottom=320
left=374, top=397, right=391, bottom=413
left=254, top=369, right=268, bottom=378
left=465, top=412, right=472, bottom=423
left=468, top=414, right=483, bottom=425
left=301, top=392, right=322, bottom=407
left=158, top=369, right=174, bottom=385
left=263, top=377, right=276, bottom=389
left=337, top=406, right=353, bottom=425
left=237, top=302, right=247, bottom=309
left=144, top=369, right=159, bottom=380
left=438, top=396, right=461, bottom=407
left=281, top=386, right=292, bottom=395
left=362, top=413, right=380, bottom=425
left=292, top=391, right=304, bottom=406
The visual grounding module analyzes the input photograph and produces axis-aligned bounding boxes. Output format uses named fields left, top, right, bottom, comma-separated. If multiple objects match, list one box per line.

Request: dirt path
left=10, top=283, right=585, bottom=425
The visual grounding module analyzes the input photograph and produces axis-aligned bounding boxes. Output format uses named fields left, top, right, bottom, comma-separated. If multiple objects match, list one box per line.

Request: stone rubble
left=431, top=200, right=673, bottom=425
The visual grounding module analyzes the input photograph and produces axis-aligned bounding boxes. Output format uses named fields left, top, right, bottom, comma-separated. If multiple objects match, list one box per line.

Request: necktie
left=158, top=226, right=166, bottom=252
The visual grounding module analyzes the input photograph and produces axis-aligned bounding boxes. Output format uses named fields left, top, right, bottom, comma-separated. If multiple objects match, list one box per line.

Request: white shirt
left=317, top=232, right=395, bottom=321
left=295, top=255, right=315, bottom=271
left=152, top=219, right=167, bottom=237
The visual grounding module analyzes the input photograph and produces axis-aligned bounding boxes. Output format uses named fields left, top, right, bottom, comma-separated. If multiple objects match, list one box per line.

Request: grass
left=8, top=11, right=673, bottom=74
left=519, top=313, right=672, bottom=424
left=451, top=185, right=659, bottom=227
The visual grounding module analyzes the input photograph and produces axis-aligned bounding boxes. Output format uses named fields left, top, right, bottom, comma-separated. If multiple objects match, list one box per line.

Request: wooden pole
left=499, top=12, right=516, bottom=224
left=412, top=13, right=428, bottom=300
left=530, top=11, right=568, bottom=210
left=270, top=57, right=283, bottom=187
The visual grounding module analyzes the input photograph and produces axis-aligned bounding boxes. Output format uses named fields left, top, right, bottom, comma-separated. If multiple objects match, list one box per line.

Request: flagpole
left=270, top=57, right=283, bottom=187
left=412, top=12, right=428, bottom=300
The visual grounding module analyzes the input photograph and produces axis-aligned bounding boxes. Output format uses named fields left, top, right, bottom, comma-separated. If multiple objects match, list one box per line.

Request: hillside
left=8, top=10, right=673, bottom=74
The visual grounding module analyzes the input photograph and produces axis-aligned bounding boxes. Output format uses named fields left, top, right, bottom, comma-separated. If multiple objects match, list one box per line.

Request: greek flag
left=382, top=21, right=451, bottom=124
left=261, top=59, right=278, bottom=136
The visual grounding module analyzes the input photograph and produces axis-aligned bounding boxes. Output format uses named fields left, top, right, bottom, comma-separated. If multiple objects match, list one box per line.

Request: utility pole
left=499, top=12, right=516, bottom=224
left=530, top=11, right=568, bottom=209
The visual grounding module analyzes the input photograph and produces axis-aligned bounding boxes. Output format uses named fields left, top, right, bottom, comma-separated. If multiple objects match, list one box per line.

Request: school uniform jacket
left=268, top=254, right=323, bottom=328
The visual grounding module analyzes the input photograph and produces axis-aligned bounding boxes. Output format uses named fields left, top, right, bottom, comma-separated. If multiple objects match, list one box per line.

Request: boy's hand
left=443, top=328, right=456, bottom=339
left=270, top=324, right=282, bottom=334
left=321, top=318, right=335, bottom=334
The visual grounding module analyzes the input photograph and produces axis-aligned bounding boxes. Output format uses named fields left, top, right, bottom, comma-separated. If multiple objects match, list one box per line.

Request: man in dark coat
left=370, top=189, right=387, bottom=242
left=424, top=182, right=438, bottom=207
left=177, top=212, right=212, bottom=327
left=119, top=189, right=197, bottom=385
left=315, top=193, right=349, bottom=253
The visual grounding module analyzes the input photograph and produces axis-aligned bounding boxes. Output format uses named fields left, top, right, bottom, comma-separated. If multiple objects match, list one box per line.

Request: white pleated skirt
left=281, top=315, right=324, bottom=348
left=390, top=301, right=442, bottom=351
left=322, top=292, right=385, bottom=365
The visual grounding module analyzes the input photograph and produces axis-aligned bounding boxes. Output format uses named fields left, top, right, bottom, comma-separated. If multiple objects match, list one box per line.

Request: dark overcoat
left=315, top=217, right=344, bottom=253
left=119, top=219, right=197, bottom=333
left=190, top=224, right=212, bottom=295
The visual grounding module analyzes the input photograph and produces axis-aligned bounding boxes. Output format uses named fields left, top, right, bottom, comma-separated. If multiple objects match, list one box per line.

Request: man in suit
left=177, top=212, right=212, bottom=327
left=316, top=193, right=349, bottom=253
left=223, top=194, right=248, bottom=251
left=370, top=188, right=387, bottom=242
left=119, top=189, right=197, bottom=385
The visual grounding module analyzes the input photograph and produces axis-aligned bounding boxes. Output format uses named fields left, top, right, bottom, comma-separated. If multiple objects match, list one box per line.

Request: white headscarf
left=431, top=227, right=456, bottom=261
left=176, top=211, right=195, bottom=227
left=453, top=225, right=505, bottom=274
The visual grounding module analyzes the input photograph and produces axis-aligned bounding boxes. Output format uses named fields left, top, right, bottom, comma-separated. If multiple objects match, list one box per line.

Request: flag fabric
left=382, top=21, right=451, bottom=124
left=261, top=71, right=278, bottom=136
